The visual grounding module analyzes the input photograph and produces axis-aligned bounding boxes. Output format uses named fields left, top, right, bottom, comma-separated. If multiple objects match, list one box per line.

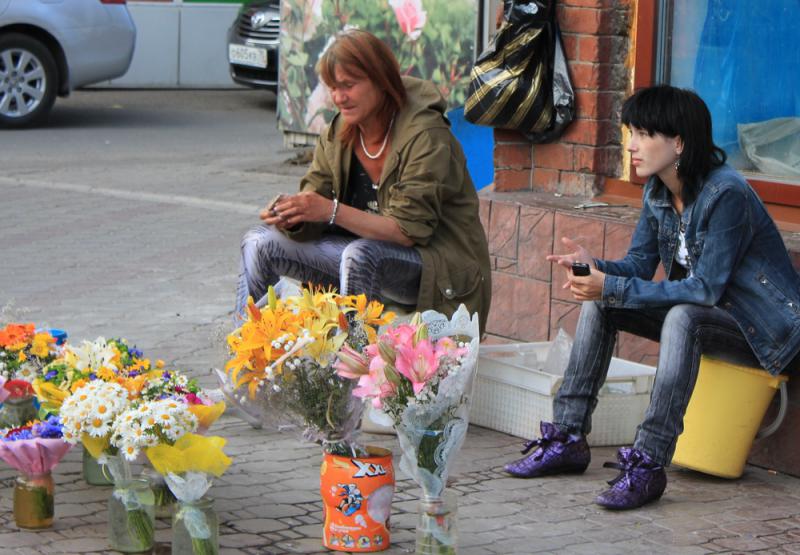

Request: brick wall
left=480, top=191, right=661, bottom=364
left=493, top=0, right=631, bottom=196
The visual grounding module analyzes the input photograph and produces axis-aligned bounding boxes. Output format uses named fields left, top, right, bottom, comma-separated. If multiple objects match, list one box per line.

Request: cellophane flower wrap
left=0, top=416, right=72, bottom=525
left=147, top=433, right=232, bottom=555
left=336, top=305, right=480, bottom=553
left=224, top=286, right=394, bottom=456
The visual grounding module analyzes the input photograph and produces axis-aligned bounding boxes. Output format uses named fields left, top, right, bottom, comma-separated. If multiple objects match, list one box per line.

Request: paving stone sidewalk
left=2, top=90, right=800, bottom=554
left=2, top=416, right=800, bottom=554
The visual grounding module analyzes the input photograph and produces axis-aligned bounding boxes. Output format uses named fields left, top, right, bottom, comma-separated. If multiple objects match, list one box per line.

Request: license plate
left=228, top=44, right=268, bottom=69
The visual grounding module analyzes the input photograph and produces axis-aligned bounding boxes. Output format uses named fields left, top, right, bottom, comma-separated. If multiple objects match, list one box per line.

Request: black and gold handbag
left=465, top=0, right=574, bottom=143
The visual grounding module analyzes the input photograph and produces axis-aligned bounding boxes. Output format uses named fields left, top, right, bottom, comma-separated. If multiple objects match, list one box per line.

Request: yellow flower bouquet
left=225, top=286, right=394, bottom=455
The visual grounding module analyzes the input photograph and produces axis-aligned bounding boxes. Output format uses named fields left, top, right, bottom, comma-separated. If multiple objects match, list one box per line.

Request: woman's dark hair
left=317, top=29, right=407, bottom=147
left=621, top=85, right=726, bottom=205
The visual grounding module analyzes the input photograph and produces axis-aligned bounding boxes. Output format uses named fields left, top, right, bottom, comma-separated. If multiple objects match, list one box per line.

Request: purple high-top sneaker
left=504, top=422, right=590, bottom=478
left=595, top=447, right=667, bottom=510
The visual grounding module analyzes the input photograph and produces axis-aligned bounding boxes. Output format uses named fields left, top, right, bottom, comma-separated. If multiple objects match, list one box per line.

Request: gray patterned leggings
left=235, top=225, right=422, bottom=320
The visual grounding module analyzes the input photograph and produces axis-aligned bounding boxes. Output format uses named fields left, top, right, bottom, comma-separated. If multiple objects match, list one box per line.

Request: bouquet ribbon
left=166, top=472, right=214, bottom=540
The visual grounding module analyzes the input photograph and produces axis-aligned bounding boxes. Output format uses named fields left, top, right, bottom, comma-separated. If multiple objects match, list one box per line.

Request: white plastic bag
left=543, top=328, right=573, bottom=376
left=738, top=117, right=800, bottom=177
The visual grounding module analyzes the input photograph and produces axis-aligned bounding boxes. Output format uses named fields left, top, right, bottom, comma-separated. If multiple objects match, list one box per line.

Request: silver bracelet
left=328, top=197, right=339, bottom=225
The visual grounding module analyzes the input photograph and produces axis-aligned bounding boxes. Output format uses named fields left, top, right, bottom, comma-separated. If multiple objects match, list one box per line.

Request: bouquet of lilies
left=336, top=305, right=480, bottom=554
left=225, top=286, right=394, bottom=455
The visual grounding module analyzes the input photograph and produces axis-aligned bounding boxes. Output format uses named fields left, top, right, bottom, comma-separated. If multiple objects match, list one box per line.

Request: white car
left=0, top=0, right=136, bottom=127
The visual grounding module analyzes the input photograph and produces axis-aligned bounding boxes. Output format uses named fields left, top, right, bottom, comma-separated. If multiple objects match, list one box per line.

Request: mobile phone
left=571, top=262, right=591, bottom=276
left=266, top=193, right=284, bottom=214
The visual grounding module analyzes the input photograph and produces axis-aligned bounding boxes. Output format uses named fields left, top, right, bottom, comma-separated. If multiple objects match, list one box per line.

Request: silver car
left=0, top=0, right=136, bottom=127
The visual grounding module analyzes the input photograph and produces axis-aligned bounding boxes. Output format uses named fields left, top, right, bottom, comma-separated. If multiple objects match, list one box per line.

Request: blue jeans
left=553, top=301, right=764, bottom=466
left=235, top=225, right=422, bottom=321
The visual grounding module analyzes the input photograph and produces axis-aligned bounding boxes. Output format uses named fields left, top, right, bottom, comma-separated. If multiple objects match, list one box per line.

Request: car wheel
left=0, top=33, right=58, bottom=128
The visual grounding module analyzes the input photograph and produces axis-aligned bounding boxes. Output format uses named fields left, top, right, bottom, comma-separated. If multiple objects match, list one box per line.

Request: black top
left=346, top=152, right=380, bottom=214
left=331, top=153, right=380, bottom=236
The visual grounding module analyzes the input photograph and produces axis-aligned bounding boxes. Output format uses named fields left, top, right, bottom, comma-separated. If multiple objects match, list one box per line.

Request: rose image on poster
left=279, top=0, right=477, bottom=138
left=301, top=0, right=324, bottom=41
left=389, top=0, right=427, bottom=41
left=305, top=81, right=335, bottom=135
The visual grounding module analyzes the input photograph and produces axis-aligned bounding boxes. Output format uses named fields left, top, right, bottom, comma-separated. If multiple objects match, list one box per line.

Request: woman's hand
left=546, top=237, right=594, bottom=269
left=567, top=270, right=606, bottom=301
left=548, top=236, right=604, bottom=301
left=259, top=192, right=334, bottom=229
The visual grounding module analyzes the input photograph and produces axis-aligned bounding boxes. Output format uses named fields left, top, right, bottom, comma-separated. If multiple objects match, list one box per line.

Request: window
left=655, top=0, right=800, bottom=186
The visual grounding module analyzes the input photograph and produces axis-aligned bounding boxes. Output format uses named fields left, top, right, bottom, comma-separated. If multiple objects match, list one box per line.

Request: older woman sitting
left=235, top=29, right=491, bottom=330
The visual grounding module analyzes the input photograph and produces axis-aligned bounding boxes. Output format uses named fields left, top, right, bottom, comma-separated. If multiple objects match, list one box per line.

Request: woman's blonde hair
left=317, top=29, right=407, bottom=146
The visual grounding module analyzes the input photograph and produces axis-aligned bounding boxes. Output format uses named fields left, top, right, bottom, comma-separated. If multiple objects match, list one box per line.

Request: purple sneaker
left=504, top=422, right=590, bottom=478
left=595, top=447, right=667, bottom=510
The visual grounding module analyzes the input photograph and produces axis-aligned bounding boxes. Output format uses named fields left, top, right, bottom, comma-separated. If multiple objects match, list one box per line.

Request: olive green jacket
left=287, top=76, right=492, bottom=331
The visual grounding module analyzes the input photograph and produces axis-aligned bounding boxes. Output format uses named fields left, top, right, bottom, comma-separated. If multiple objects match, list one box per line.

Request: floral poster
left=278, top=0, right=479, bottom=137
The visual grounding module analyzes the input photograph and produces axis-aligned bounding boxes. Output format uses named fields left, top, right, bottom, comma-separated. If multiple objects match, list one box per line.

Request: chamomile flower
left=110, top=398, right=198, bottom=461
left=60, top=381, right=130, bottom=443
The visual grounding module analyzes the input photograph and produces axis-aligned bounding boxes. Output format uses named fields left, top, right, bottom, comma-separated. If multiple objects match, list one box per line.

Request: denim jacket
left=597, top=164, right=800, bottom=374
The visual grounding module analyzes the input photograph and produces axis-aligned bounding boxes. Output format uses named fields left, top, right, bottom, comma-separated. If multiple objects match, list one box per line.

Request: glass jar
left=142, top=467, right=176, bottom=519
left=0, top=396, right=38, bottom=428
left=415, top=493, right=458, bottom=555
left=82, top=447, right=113, bottom=486
left=172, top=497, right=219, bottom=555
left=107, top=478, right=155, bottom=554
left=13, top=472, right=55, bottom=529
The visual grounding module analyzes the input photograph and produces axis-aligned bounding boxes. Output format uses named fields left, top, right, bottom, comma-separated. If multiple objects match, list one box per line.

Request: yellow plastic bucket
left=672, top=356, right=788, bottom=478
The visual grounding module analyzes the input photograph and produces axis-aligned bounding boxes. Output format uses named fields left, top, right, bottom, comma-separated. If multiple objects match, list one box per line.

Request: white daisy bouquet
left=110, top=398, right=198, bottom=462
left=60, top=380, right=131, bottom=468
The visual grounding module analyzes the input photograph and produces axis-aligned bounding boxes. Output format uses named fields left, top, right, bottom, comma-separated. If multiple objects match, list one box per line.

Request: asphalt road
left=0, top=89, right=307, bottom=386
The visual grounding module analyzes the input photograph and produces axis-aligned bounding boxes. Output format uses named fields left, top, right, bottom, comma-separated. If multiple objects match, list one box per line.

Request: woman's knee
left=341, top=239, right=378, bottom=268
left=578, top=300, right=608, bottom=324
left=662, top=304, right=701, bottom=332
left=242, top=225, right=281, bottom=253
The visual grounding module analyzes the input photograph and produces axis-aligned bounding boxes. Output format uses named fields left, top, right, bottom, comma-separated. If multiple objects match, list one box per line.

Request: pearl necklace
left=359, top=116, right=395, bottom=160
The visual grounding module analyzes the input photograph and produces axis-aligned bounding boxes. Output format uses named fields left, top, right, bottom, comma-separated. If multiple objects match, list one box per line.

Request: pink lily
left=384, top=323, right=417, bottom=348
left=395, top=339, right=439, bottom=394
left=333, top=344, right=370, bottom=379
left=353, top=356, right=396, bottom=408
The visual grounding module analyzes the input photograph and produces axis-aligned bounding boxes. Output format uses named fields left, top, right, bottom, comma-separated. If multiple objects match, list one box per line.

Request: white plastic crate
left=472, top=342, right=656, bottom=446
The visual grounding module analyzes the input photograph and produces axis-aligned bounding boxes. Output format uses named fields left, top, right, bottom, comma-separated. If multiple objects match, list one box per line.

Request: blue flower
left=5, top=429, right=33, bottom=441
left=89, top=373, right=97, bottom=380
left=31, top=415, right=63, bottom=439
left=45, top=370, right=58, bottom=380
left=129, top=347, right=144, bottom=359
left=162, top=371, right=171, bottom=380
